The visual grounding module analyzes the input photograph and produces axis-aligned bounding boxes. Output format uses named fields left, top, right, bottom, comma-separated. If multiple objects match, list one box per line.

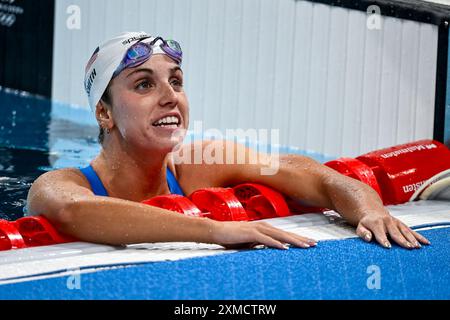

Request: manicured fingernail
left=302, top=244, right=311, bottom=248
left=406, top=242, right=413, bottom=249
left=365, top=233, right=372, bottom=241
left=283, top=245, right=290, bottom=250
left=384, top=241, right=392, bottom=249
left=415, top=242, right=421, bottom=248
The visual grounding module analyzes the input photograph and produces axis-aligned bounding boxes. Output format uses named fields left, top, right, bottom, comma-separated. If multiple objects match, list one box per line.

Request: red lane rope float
left=142, top=194, right=205, bottom=217
left=13, top=216, right=76, bottom=247
left=232, top=183, right=291, bottom=219
left=189, top=188, right=249, bottom=221
left=0, top=219, right=26, bottom=250
left=325, top=157, right=382, bottom=197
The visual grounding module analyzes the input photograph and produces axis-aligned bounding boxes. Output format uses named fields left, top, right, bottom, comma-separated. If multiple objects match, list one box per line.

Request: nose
left=158, top=82, right=179, bottom=108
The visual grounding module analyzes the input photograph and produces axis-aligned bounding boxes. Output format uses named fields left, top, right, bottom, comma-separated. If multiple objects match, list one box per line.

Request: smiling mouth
left=152, top=115, right=181, bottom=128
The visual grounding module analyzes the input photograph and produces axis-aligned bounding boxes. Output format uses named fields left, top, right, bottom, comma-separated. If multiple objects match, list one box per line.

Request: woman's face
left=107, top=54, right=189, bottom=153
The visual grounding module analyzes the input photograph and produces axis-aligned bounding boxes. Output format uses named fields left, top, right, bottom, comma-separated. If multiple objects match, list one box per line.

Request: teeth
left=157, top=124, right=178, bottom=128
left=154, top=116, right=180, bottom=126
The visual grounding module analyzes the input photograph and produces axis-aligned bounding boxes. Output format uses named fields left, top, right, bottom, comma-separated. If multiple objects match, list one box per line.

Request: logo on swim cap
left=85, top=68, right=97, bottom=97
left=122, top=34, right=149, bottom=45
left=85, top=47, right=100, bottom=73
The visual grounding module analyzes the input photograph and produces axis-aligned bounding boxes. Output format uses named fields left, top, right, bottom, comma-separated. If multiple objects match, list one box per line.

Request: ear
left=95, top=100, right=114, bottom=131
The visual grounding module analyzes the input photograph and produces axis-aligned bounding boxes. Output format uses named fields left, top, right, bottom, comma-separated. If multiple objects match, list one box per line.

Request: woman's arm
left=26, top=168, right=316, bottom=249
left=271, top=156, right=430, bottom=249
left=175, top=141, right=430, bottom=249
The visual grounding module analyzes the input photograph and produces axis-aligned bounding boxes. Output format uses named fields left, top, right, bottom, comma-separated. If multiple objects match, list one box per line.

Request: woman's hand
left=211, top=220, right=317, bottom=250
left=355, top=210, right=431, bottom=249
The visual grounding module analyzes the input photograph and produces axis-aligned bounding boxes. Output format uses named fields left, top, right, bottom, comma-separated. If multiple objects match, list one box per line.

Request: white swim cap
left=84, top=31, right=168, bottom=111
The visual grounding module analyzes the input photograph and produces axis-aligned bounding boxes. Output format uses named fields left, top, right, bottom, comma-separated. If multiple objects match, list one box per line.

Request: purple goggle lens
left=113, top=37, right=182, bottom=78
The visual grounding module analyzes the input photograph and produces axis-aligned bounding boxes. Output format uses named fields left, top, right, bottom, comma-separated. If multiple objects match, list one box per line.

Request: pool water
left=0, top=88, right=333, bottom=222
left=0, top=147, right=48, bottom=221
left=0, top=88, right=101, bottom=221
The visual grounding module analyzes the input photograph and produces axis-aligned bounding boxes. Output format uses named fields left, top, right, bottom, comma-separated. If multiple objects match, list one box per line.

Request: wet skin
left=26, top=55, right=430, bottom=250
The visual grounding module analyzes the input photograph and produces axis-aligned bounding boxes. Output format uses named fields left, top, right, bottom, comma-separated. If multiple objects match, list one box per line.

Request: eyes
left=135, top=80, right=152, bottom=91
left=134, top=76, right=183, bottom=92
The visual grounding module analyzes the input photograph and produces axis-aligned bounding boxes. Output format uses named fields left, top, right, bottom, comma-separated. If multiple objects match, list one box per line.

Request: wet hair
left=98, top=84, right=112, bottom=145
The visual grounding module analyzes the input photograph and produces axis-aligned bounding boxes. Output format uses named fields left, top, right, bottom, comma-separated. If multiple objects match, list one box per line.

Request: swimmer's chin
left=141, top=126, right=186, bottom=148
left=140, top=137, right=185, bottom=154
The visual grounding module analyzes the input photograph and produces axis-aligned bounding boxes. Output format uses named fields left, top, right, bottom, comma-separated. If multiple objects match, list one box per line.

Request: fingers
left=365, top=220, right=391, bottom=249
left=255, top=233, right=289, bottom=250
left=255, top=222, right=317, bottom=249
left=397, top=224, right=421, bottom=248
left=356, top=223, right=372, bottom=242
left=361, top=216, right=431, bottom=250
left=385, top=218, right=431, bottom=249
left=239, top=214, right=430, bottom=251
left=253, top=223, right=317, bottom=249
left=408, top=227, right=431, bottom=245
left=385, top=220, right=415, bottom=249
left=399, top=223, right=431, bottom=246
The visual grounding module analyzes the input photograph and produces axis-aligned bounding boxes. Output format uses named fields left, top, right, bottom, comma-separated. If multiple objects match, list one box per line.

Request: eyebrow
left=126, top=66, right=183, bottom=78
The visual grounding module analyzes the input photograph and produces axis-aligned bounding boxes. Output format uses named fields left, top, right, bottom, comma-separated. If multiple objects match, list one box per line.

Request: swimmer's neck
left=92, top=144, right=172, bottom=202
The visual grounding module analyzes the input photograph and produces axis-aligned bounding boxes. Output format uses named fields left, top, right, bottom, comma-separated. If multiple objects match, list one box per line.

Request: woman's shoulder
left=33, top=167, right=91, bottom=189
left=26, top=167, right=95, bottom=217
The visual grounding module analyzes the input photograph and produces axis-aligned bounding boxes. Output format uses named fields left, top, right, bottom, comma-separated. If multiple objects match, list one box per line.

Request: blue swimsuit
left=79, top=165, right=185, bottom=197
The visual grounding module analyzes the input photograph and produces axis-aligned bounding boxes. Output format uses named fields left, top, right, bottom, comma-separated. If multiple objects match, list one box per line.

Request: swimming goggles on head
left=113, top=36, right=182, bottom=78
